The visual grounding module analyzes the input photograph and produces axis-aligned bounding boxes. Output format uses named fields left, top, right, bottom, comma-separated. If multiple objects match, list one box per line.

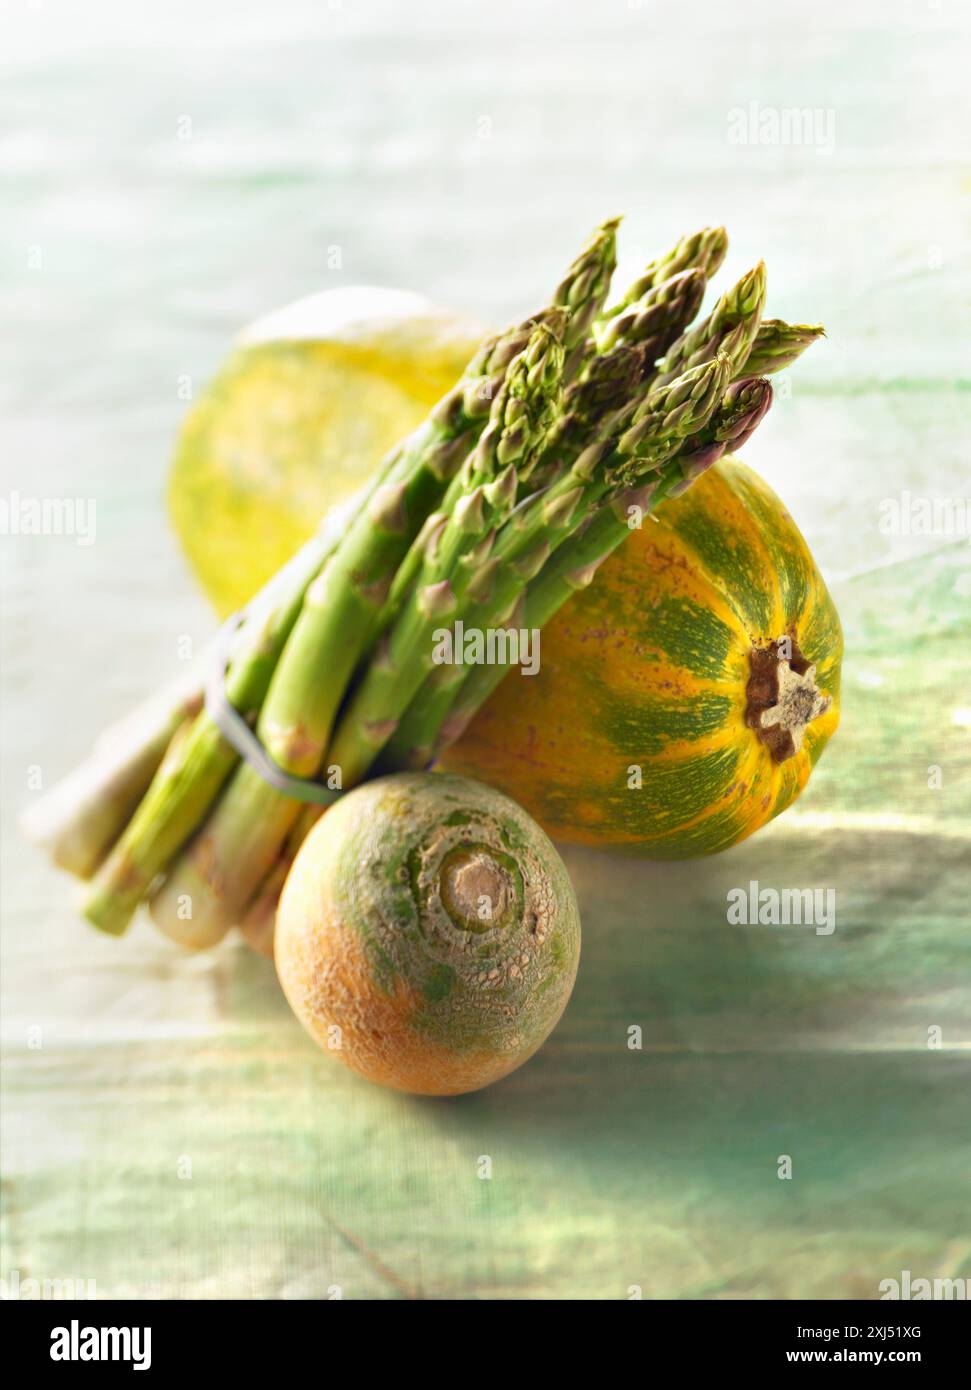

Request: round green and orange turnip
left=274, top=773, right=582, bottom=1096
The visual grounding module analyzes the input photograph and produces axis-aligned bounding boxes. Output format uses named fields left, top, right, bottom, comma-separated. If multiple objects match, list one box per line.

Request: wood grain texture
left=1, top=0, right=969, bottom=1299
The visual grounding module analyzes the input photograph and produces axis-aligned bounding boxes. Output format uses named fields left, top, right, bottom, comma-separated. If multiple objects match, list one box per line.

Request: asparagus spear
left=528, top=342, right=652, bottom=484
left=148, top=314, right=572, bottom=945
left=664, top=375, right=774, bottom=497
left=81, top=521, right=347, bottom=934
left=328, top=352, right=734, bottom=786
left=389, top=315, right=822, bottom=767
left=80, top=305, right=559, bottom=935
left=522, top=259, right=718, bottom=501
left=373, top=311, right=584, bottom=632
left=387, top=315, right=820, bottom=771
left=317, top=320, right=567, bottom=779
left=554, top=216, right=621, bottom=366
left=652, top=261, right=766, bottom=388
left=598, top=225, right=728, bottom=323
left=407, top=376, right=776, bottom=766
left=743, top=320, right=825, bottom=376
left=375, top=240, right=716, bottom=631
left=571, top=225, right=724, bottom=378
left=249, top=221, right=618, bottom=785
left=593, top=267, right=705, bottom=354
left=329, top=260, right=764, bottom=783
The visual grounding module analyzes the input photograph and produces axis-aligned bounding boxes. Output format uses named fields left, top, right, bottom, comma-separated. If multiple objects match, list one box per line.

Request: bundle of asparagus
left=24, top=218, right=824, bottom=948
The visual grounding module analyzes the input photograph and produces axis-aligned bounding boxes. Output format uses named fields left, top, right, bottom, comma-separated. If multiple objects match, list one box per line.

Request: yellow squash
left=168, top=288, right=481, bottom=616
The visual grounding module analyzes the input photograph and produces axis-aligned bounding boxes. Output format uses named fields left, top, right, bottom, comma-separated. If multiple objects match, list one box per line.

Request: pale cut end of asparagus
left=20, top=678, right=203, bottom=880
left=147, top=851, right=236, bottom=951
left=75, top=880, right=138, bottom=937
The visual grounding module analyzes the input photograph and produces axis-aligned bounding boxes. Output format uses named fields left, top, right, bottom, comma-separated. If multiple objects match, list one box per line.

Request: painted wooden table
left=2, top=0, right=969, bottom=1299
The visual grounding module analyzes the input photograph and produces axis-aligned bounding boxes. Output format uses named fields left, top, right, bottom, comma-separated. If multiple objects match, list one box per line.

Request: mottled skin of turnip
left=275, top=773, right=581, bottom=1095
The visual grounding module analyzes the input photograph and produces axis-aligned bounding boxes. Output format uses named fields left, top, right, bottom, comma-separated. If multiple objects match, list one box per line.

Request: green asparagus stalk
left=81, top=520, right=348, bottom=934
left=571, top=225, right=724, bottom=378
left=379, top=245, right=713, bottom=634
left=78, top=280, right=589, bottom=936
left=385, top=313, right=821, bottom=771
left=598, top=225, right=728, bottom=323
left=652, top=261, right=766, bottom=388
left=387, top=376, right=775, bottom=769
left=593, top=267, right=705, bottom=354
left=250, top=221, right=618, bottom=784
left=328, top=262, right=766, bottom=785
left=664, top=375, right=775, bottom=497
left=554, top=216, right=621, bottom=363
left=524, top=263, right=714, bottom=498
left=373, top=311, right=581, bottom=632
left=328, top=352, right=735, bottom=786
left=319, top=320, right=566, bottom=783
left=380, top=250, right=723, bottom=632
left=148, top=313, right=572, bottom=945
left=743, top=320, right=825, bottom=376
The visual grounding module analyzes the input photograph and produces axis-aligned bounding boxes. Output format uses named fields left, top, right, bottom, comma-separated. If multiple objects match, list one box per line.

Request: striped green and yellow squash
left=443, top=456, right=842, bottom=857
